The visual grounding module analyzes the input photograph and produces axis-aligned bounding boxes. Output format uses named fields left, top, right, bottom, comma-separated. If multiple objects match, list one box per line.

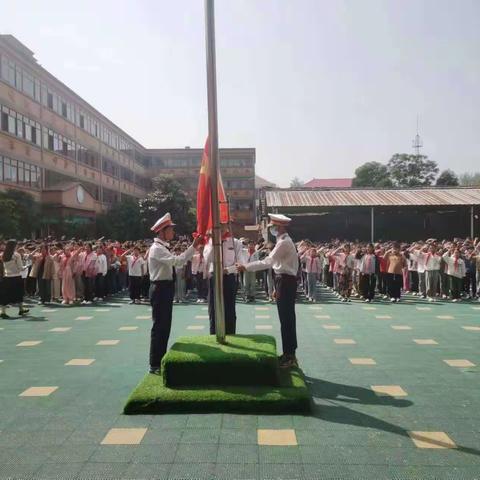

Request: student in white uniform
left=122, top=246, right=145, bottom=304
left=204, top=222, right=244, bottom=334
left=238, top=214, right=299, bottom=368
left=244, top=240, right=260, bottom=302
left=147, top=213, right=200, bottom=374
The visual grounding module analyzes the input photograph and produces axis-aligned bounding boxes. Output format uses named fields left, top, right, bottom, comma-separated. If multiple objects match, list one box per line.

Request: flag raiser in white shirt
left=126, top=255, right=145, bottom=277
left=245, top=233, right=299, bottom=276
left=148, top=238, right=195, bottom=282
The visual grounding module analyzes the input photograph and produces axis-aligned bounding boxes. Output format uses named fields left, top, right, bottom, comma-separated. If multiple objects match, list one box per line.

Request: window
left=79, top=114, right=85, bottom=129
left=22, top=73, right=35, bottom=98
left=24, top=123, right=32, bottom=142
left=0, top=56, right=16, bottom=86
left=4, top=157, right=17, bottom=183
left=47, top=92, right=53, bottom=109
left=61, top=101, right=67, bottom=118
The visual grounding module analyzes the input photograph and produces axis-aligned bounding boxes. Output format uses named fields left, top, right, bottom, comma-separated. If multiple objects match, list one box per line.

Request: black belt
left=152, top=279, right=174, bottom=285
left=275, top=273, right=296, bottom=279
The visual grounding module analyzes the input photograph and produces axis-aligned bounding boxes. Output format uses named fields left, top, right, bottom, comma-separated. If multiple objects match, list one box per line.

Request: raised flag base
left=123, top=335, right=311, bottom=414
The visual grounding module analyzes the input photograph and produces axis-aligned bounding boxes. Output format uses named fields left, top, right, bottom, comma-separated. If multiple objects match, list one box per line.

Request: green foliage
left=436, top=169, right=459, bottom=186
left=290, top=177, right=304, bottom=188
left=139, top=175, right=196, bottom=235
left=387, top=154, right=439, bottom=187
left=352, top=162, right=392, bottom=187
left=0, top=189, right=40, bottom=238
left=96, top=197, right=144, bottom=241
left=0, top=198, right=21, bottom=238
left=459, top=172, right=480, bottom=186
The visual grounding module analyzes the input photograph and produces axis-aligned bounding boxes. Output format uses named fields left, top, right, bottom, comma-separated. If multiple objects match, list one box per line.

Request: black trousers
left=149, top=280, right=174, bottom=368
left=209, top=274, right=237, bottom=335
left=387, top=273, right=402, bottom=299
left=129, top=275, right=142, bottom=300
left=409, top=271, right=419, bottom=293
left=360, top=273, right=376, bottom=300
left=82, top=274, right=94, bottom=301
left=275, top=274, right=298, bottom=356
left=38, top=278, right=51, bottom=303
left=95, top=274, right=105, bottom=299
left=377, top=272, right=387, bottom=295
left=196, top=272, right=208, bottom=300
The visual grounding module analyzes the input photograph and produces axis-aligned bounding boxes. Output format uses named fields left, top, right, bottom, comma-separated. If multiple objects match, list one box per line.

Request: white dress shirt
left=148, top=238, right=195, bottom=282
left=95, top=254, right=107, bottom=276
left=245, top=233, right=299, bottom=276
left=3, top=252, right=25, bottom=277
left=126, top=255, right=145, bottom=277
left=410, top=251, right=427, bottom=274
left=442, top=253, right=466, bottom=278
left=204, top=236, right=245, bottom=276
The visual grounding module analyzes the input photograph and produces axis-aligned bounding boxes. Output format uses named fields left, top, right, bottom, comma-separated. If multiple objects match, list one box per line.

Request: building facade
left=148, top=148, right=256, bottom=234
left=0, top=35, right=256, bottom=235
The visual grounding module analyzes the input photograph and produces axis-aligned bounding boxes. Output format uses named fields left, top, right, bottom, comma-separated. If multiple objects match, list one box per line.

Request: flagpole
left=205, top=0, right=226, bottom=343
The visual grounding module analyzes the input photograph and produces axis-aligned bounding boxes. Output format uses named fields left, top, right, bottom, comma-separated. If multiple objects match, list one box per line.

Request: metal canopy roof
left=265, top=188, right=480, bottom=208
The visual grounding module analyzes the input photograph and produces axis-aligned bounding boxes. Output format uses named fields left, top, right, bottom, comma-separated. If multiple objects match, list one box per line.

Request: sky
left=1, top=0, right=479, bottom=187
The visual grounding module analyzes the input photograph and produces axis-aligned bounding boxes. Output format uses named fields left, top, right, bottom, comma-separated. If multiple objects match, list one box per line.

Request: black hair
left=3, top=239, right=17, bottom=262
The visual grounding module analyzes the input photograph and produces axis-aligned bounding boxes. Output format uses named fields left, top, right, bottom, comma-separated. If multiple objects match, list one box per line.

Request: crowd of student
left=1, top=235, right=479, bottom=318
left=297, top=237, right=480, bottom=303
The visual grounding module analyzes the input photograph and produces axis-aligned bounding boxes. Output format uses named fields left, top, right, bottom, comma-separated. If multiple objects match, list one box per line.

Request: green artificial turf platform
left=162, top=334, right=279, bottom=387
left=124, top=334, right=312, bottom=414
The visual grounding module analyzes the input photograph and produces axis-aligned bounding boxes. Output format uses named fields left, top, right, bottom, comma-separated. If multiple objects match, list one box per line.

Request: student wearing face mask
left=237, top=214, right=299, bottom=369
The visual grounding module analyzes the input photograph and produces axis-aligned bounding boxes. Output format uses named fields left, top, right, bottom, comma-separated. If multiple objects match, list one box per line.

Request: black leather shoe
left=1, top=313, right=11, bottom=319
left=149, top=367, right=160, bottom=375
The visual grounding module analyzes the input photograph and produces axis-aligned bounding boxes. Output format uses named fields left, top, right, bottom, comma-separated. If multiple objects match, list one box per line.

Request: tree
left=459, top=172, right=480, bottom=186
left=290, top=177, right=304, bottom=188
left=387, top=154, right=439, bottom=187
left=352, top=162, right=392, bottom=187
left=0, top=198, right=21, bottom=238
left=96, top=197, right=144, bottom=241
left=0, top=189, right=40, bottom=237
left=436, top=169, right=459, bottom=186
left=139, top=175, right=196, bottom=235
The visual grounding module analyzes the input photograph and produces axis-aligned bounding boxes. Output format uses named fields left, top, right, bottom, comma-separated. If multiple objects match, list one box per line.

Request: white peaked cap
left=151, top=213, right=176, bottom=232
left=268, top=213, right=292, bottom=227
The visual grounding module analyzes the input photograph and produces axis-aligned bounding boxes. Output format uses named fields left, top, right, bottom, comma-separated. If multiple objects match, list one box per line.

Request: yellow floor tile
left=41, top=309, right=57, bottom=313
left=315, top=315, right=331, bottom=319
left=375, top=315, right=392, bottom=319
left=95, top=309, right=111, bottom=312
left=462, top=326, right=480, bottom=331
left=17, top=341, right=42, bottom=347
left=362, top=306, right=376, bottom=310
left=334, top=338, right=356, bottom=344
left=416, top=307, right=431, bottom=311
left=75, top=316, right=92, bottom=321
left=101, top=427, right=148, bottom=445
left=96, top=340, right=120, bottom=346
left=49, top=327, right=72, bottom=332
left=255, top=307, right=270, bottom=311
left=255, top=315, right=271, bottom=319
left=255, top=325, right=273, bottom=330
left=257, top=429, right=297, bottom=446
left=349, top=358, right=376, bottom=365
left=408, top=431, right=456, bottom=449
left=391, top=325, right=412, bottom=330
left=65, top=359, right=95, bottom=366
left=187, top=325, right=205, bottom=330
left=443, top=359, right=476, bottom=368
left=195, top=315, right=209, bottom=319
left=322, top=324, right=340, bottom=330
left=437, top=315, right=454, bottom=320
left=308, top=306, right=323, bottom=310
left=371, top=385, right=408, bottom=396
left=119, top=326, right=138, bottom=331
left=19, top=386, right=58, bottom=397
left=135, top=316, right=151, bottom=320
left=413, top=339, right=438, bottom=345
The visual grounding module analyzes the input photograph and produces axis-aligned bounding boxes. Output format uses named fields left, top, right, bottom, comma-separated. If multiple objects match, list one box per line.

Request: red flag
left=196, top=137, right=229, bottom=236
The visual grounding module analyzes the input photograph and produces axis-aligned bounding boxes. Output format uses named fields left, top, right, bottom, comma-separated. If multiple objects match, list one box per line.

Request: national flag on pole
left=196, top=136, right=229, bottom=236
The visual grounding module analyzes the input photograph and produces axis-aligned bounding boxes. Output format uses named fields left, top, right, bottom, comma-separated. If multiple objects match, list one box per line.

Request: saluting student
left=122, top=246, right=145, bottom=304
left=147, top=213, right=201, bottom=374
left=204, top=222, right=244, bottom=335
left=238, top=214, right=299, bottom=368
